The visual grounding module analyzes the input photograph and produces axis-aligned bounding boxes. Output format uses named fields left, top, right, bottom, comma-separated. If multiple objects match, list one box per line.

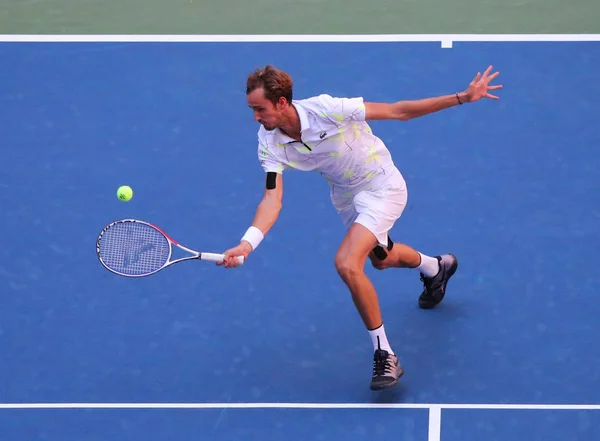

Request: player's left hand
left=463, top=65, right=503, bottom=103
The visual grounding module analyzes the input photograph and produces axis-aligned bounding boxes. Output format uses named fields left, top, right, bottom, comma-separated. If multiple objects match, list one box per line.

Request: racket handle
left=200, top=252, right=245, bottom=265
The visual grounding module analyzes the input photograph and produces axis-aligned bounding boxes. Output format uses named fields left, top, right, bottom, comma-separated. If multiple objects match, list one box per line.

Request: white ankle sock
left=368, top=324, right=394, bottom=354
left=417, top=253, right=440, bottom=278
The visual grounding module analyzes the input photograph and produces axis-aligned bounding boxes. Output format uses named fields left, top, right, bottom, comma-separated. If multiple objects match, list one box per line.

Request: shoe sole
left=370, top=368, right=404, bottom=391
left=419, top=254, right=458, bottom=309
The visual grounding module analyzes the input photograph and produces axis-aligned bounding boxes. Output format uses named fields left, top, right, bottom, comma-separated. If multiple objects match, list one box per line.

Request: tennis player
left=218, top=65, right=502, bottom=390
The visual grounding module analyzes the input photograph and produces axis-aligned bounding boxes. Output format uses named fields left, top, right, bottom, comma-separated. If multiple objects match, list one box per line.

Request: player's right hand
left=218, top=241, right=253, bottom=268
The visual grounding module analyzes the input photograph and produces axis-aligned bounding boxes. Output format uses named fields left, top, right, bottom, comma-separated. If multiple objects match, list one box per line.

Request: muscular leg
left=369, top=241, right=420, bottom=270
left=369, top=239, right=440, bottom=277
left=334, top=222, right=382, bottom=330
left=368, top=237, right=459, bottom=310
left=335, top=222, right=405, bottom=390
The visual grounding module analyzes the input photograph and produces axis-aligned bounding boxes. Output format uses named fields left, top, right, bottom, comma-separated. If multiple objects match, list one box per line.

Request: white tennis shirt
left=257, top=94, right=405, bottom=205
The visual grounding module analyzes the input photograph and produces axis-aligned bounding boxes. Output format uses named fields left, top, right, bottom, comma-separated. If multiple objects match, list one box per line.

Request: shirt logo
left=319, top=131, right=327, bottom=139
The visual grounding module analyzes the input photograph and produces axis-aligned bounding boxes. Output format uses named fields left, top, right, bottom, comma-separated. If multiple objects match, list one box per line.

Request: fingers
left=216, top=250, right=229, bottom=266
left=487, top=71, right=500, bottom=82
left=486, top=84, right=503, bottom=99
left=468, top=66, right=502, bottom=101
left=219, top=253, right=243, bottom=268
left=475, top=66, right=500, bottom=85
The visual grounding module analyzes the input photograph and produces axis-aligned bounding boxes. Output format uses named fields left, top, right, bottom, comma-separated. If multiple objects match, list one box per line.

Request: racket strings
left=98, top=221, right=170, bottom=276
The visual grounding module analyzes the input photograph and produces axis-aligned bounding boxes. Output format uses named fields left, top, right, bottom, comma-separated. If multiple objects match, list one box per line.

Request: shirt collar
left=293, top=101, right=311, bottom=133
left=276, top=101, right=310, bottom=142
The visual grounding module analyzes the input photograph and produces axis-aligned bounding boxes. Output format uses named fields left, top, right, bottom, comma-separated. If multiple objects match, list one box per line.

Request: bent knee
left=369, top=239, right=395, bottom=270
left=334, top=255, right=362, bottom=280
left=369, top=254, right=390, bottom=270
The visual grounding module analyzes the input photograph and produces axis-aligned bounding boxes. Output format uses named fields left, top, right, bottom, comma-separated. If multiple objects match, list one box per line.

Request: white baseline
left=0, top=402, right=598, bottom=409
left=0, top=34, right=600, bottom=48
left=2, top=402, right=597, bottom=441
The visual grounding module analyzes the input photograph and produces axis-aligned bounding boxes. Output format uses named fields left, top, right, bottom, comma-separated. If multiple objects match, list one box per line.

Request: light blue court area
left=0, top=36, right=599, bottom=440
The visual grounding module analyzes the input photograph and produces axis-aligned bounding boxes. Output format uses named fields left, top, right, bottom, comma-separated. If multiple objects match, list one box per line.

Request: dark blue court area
left=1, top=40, right=599, bottom=440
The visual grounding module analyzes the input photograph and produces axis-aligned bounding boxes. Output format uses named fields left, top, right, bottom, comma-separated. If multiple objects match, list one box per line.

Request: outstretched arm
left=365, top=65, right=502, bottom=121
left=218, top=172, right=284, bottom=268
left=247, top=172, right=283, bottom=238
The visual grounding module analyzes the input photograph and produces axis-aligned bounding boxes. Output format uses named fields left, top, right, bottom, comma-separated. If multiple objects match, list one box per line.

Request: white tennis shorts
left=334, top=182, right=408, bottom=247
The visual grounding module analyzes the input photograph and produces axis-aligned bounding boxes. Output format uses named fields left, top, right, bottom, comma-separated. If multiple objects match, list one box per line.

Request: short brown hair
left=246, top=65, right=293, bottom=105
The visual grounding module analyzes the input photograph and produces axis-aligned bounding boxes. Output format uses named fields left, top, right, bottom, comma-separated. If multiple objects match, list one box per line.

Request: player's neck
left=279, top=105, right=302, bottom=140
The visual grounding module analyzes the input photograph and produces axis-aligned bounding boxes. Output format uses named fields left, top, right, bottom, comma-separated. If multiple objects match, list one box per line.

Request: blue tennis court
left=0, top=38, right=599, bottom=440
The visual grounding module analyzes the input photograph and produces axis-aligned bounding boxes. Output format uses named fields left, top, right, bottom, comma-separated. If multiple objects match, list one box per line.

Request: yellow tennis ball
left=117, top=185, right=133, bottom=202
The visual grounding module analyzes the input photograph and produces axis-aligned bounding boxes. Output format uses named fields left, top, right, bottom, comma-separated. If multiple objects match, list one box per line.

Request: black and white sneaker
left=418, top=254, right=458, bottom=309
left=370, top=345, right=404, bottom=391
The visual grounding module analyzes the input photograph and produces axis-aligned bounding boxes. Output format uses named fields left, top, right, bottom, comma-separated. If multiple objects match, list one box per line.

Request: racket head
left=96, top=219, right=173, bottom=277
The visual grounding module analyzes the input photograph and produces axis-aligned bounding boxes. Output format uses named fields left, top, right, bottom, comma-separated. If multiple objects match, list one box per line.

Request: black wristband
left=456, top=92, right=463, bottom=105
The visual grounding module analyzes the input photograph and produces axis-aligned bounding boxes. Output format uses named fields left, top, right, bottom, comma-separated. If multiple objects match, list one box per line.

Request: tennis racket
left=96, top=219, right=244, bottom=277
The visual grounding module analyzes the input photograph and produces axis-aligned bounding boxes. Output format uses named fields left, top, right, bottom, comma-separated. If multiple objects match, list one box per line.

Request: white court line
left=0, top=34, right=600, bottom=48
left=3, top=402, right=598, bottom=441
left=0, top=402, right=599, bottom=409
left=428, top=406, right=442, bottom=441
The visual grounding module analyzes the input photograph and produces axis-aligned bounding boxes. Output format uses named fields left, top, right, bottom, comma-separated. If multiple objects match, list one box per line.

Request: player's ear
left=277, top=96, right=288, bottom=108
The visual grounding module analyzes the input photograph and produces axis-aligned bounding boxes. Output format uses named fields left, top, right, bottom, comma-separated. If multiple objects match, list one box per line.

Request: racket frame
left=96, top=219, right=244, bottom=277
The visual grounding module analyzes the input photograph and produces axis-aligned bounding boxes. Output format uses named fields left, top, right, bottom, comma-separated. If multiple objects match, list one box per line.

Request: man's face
left=247, top=88, right=285, bottom=131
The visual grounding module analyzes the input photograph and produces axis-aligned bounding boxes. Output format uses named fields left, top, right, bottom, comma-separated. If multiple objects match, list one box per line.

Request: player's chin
left=261, top=122, right=275, bottom=131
